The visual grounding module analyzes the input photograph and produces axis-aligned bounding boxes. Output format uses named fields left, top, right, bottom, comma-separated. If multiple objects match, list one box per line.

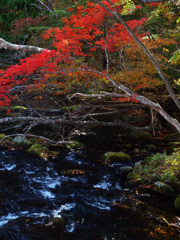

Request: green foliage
left=0, top=0, right=40, bottom=37
left=144, top=2, right=180, bottom=36
left=168, top=48, right=180, bottom=64
left=137, top=150, right=180, bottom=183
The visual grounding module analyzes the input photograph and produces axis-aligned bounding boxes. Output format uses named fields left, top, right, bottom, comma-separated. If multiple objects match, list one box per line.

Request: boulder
left=149, top=173, right=161, bottom=182
left=154, top=181, right=174, bottom=196
left=27, top=144, right=50, bottom=160
left=101, top=151, right=132, bottom=164
left=134, top=161, right=143, bottom=170
left=127, top=172, right=142, bottom=181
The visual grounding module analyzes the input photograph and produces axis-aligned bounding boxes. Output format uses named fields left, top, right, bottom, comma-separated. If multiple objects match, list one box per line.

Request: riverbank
left=0, top=127, right=180, bottom=239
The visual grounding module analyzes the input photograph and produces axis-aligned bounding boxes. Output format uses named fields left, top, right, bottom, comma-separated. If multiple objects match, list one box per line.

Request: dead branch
left=0, top=116, right=151, bottom=132
left=0, top=38, right=48, bottom=53
left=7, top=133, right=74, bottom=145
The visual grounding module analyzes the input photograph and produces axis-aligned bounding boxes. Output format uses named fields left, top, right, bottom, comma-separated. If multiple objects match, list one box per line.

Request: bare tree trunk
left=95, top=0, right=180, bottom=111
left=0, top=38, right=48, bottom=53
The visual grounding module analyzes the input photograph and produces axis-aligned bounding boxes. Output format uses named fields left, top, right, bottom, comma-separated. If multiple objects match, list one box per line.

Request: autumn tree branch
left=94, top=0, right=180, bottom=111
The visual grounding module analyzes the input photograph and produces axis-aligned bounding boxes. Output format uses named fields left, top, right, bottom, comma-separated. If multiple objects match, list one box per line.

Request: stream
left=0, top=131, right=180, bottom=240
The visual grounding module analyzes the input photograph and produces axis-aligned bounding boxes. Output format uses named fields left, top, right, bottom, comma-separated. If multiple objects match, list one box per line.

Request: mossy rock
left=101, top=151, right=132, bottom=164
left=149, top=173, right=161, bottom=182
left=30, top=138, right=50, bottom=147
left=141, top=149, right=147, bottom=153
left=127, top=172, right=142, bottom=181
left=134, top=161, right=143, bottom=170
left=66, top=140, right=85, bottom=150
left=13, top=136, right=32, bottom=149
left=164, top=175, right=179, bottom=185
left=174, top=197, right=180, bottom=211
left=27, top=144, right=50, bottom=159
left=61, top=169, right=85, bottom=176
left=130, top=131, right=152, bottom=138
left=125, top=179, right=144, bottom=187
left=154, top=181, right=174, bottom=196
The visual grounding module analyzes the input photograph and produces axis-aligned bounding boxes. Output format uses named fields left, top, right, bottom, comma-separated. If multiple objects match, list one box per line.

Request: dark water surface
left=0, top=133, right=180, bottom=240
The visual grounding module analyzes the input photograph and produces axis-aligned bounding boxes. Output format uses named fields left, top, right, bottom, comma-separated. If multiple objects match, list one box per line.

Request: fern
left=168, top=49, right=180, bottom=64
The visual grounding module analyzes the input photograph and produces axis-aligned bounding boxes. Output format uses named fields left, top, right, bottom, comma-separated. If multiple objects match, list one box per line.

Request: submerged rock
left=154, top=181, right=175, bottom=196
left=61, top=169, right=85, bottom=176
left=101, top=151, right=132, bottom=164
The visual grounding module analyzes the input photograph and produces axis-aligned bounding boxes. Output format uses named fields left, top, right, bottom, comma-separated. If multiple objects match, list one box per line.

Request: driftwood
left=0, top=116, right=151, bottom=132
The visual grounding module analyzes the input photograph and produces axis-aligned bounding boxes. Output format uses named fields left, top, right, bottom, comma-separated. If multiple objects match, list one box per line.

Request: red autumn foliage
left=0, top=0, right=147, bottom=106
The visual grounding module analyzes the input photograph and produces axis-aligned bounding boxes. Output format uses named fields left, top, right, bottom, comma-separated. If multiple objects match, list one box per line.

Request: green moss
left=12, top=106, right=27, bottom=110
left=27, top=144, right=50, bottom=159
left=127, top=172, right=142, bottom=181
left=30, top=138, right=50, bottom=147
left=134, top=150, right=180, bottom=185
left=101, top=151, right=132, bottom=163
left=0, top=134, right=6, bottom=139
left=167, top=141, right=180, bottom=149
left=62, top=105, right=78, bottom=112
left=66, top=140, right=85, bottom=150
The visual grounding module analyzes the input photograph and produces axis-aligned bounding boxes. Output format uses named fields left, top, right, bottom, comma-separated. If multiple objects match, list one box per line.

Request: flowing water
left=0, top=133, right=180, bottom=240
